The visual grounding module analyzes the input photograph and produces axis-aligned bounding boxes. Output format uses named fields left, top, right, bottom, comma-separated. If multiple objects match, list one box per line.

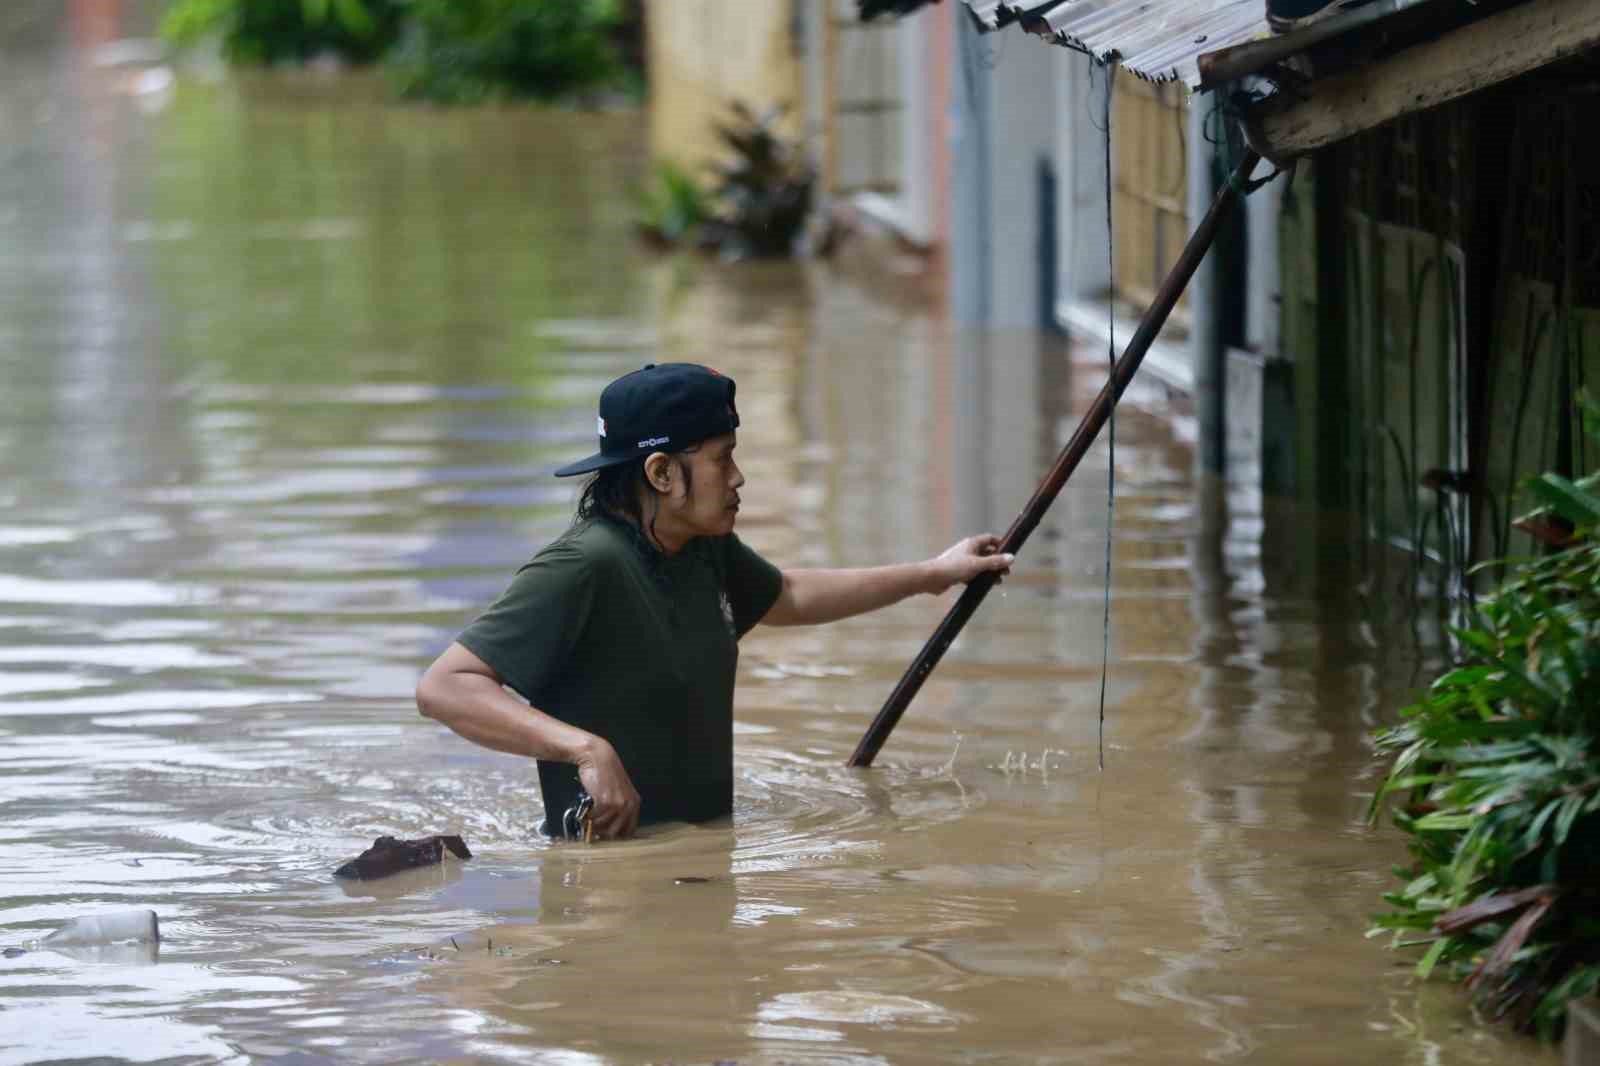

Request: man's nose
left=731, top=463, right=745, bottom=490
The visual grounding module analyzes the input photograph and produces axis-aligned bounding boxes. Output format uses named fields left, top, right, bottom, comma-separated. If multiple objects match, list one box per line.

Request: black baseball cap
left=553, top=363, right=739, bottom=478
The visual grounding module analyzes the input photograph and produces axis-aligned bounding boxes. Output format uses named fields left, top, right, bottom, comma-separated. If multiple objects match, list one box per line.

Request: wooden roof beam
left=1242, top=0, right=1600, bottom=163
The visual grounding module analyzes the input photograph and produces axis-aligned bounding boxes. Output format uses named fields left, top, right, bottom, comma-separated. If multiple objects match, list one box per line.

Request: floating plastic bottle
left=41, top=909, right=160, bottom=947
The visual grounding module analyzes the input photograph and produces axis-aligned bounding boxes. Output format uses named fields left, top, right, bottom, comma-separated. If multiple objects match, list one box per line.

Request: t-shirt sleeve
left=720, top=533, right=783, bottom=638
left=454, top=540, right=595, bottom=704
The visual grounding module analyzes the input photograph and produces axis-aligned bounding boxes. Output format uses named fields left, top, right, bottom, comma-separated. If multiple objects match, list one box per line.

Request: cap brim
left=552, top=450, right=634, bottom=478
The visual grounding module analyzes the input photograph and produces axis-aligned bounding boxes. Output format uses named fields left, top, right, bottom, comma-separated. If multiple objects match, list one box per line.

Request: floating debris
left=43, top=909, right=159, bottom=947
left=333, top=835, right=471, bottom=880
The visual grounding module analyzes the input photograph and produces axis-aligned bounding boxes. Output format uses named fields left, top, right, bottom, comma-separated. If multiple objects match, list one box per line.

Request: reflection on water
left=0, top=3, right=1555, bottom=1064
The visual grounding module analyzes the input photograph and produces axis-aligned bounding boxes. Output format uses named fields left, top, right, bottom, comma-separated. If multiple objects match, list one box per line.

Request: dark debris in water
left=674, top=876, right=715, bottom=885
left=333, top=834, right=471, bottom=880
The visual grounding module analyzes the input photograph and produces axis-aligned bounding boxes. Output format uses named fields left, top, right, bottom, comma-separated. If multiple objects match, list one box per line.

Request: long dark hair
left=573, top=446, right=697, bottom=554
left=574, top=458, right=652, bottom=528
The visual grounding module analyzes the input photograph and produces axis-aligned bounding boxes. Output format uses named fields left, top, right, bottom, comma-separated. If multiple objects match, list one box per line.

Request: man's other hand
left=923, top=534, right=1014, bottom=595
left=575, top=736, right=641, bottom=839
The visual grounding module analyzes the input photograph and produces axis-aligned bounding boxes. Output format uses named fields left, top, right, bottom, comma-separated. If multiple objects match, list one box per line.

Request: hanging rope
left=1096, top=61, right=1116, bottom=773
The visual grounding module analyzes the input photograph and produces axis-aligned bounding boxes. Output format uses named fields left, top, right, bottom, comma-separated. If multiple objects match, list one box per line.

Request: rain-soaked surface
left=0, top=4, right=1562, bottom=1065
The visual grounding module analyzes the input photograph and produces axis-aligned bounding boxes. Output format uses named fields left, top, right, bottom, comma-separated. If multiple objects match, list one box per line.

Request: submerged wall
left=1283, top=58, right=1600, bottom=583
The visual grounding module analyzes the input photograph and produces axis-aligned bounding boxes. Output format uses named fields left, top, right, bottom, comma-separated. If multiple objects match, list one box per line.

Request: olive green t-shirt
left=455, top=517, right=783, bottom=835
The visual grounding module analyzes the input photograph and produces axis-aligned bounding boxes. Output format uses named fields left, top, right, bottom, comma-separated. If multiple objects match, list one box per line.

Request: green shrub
left=162, top=0, right=406, bottom=65
left=703, top=103, right=815, bottom=259
left=388, top=0, right=626, bottom=104
left=1370, top=390, right=1600, bottom=1041
left=162, top=0, right=634, bottom=102
left=633, top=160, right=711, bottom=247
left=631, top=105, right=816, bottom=259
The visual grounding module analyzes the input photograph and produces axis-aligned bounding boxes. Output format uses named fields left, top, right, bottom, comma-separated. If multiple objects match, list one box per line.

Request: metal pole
left=848, top=146, right=1263, bottom=768
left=1191, top=95, right=1226, bottom=476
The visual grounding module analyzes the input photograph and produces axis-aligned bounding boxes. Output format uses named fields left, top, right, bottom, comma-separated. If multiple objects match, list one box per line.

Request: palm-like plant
left=633, top=160, right=710, bottom=247
left=703, top=103, right=815, bottom=259
left=1370, top=390, right=1600, bottom=1041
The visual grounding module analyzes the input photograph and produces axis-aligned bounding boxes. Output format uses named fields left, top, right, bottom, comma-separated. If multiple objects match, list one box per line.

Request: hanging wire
left=1096, top=60, right=1116, bottom=773
left=1085, top=58, right=1107, bottom=133
left=958, top=9, right=993, bottom=324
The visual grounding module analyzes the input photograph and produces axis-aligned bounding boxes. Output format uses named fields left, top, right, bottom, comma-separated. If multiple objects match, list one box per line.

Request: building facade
left=644, top=0, right=1599, bottom=583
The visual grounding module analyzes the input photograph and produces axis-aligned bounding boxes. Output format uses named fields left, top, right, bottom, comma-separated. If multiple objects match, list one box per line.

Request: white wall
left=1054, top=52, right=1111, bottom=311
left=985, top=35, right=1064, bottom=328
left=845, top=8, right=937, bottom=244
left=1244, top=175, right=1283, bottom=357
left=949, top=14, right=1069, bottom=328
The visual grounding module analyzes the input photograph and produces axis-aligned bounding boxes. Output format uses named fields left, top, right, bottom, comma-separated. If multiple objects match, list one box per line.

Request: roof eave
left=1241, top=0, right=1600, bottom=162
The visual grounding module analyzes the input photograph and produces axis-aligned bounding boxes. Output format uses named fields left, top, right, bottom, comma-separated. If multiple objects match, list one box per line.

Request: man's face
left=663, top=432, right=743, bottom=540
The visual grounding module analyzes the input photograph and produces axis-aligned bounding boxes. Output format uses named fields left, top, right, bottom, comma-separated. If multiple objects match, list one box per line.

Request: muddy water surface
left=0, top=5, right=1559, bottom=1064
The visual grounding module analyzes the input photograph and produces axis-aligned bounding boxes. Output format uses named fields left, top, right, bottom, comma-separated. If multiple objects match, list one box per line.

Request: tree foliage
left=162, top=0, right=406, bottom=65
left=161, top=0, right=631, bottom=102
left=388, top=0, right=626, bottom=104
left=1370, top=390, right=1600, bottom=1041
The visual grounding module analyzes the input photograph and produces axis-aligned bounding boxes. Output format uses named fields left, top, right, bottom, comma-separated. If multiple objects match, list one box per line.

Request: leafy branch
left=1369, top=388, right=1600, bottom=1041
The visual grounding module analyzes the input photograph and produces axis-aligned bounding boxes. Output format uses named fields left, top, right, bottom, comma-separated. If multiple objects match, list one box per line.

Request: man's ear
left=643, top=451, right=673, bottom=493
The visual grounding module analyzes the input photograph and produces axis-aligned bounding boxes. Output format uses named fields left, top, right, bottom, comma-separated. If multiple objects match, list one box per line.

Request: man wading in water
left=416, top=364, right=1013, bottom=839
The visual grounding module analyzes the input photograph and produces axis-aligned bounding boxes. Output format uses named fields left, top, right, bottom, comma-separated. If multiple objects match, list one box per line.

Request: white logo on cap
left=638, top=436, right=670, bottom=448
left=597, top=417, right=607, bottom=438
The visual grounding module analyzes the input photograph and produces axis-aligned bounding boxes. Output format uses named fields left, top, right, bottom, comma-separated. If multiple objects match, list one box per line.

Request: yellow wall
left=646, top=0, right=804, bottom=172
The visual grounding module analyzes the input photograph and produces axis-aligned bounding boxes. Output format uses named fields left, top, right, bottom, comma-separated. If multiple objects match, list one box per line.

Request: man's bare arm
left=761, top=534, right=1013, bottom=627
left=415, top=642, right=640, bottom=838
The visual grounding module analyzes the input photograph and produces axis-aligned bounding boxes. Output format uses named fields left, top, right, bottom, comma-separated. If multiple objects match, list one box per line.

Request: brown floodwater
left=0, top=5, right=1561, bottom=1065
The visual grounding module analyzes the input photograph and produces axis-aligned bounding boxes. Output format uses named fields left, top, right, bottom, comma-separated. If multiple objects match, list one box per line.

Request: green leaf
left=1525, top=473, right=1600, bottom=526
left=1553, top=792, right=1585, bottom=845
left=1523, top=797, right=1564, bottom=850
left=1444, top=741, right=1538, bottom=763
left=1384, top=774, right=1440, bottom=791
left=332, top=0, right=375, bottom=37
left=1416, top=937, right=1449, bottom=979
left=1413, top=812, right=1475, bottom=831
left=1433, top=665, right=1496, bottom=690
left=1454, top=627, right=1498, bottom=654
left=1578, top=386, right=1600, bottom=444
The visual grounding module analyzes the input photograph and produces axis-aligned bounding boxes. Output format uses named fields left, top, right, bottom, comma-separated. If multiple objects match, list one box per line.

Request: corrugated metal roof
left=958, top=0, right=1439, bottom=90
left=1043, top=0, right=1269, bottom=86
left=966, top=0, right=1270, bottom=87
left=961, top=1, right=1011, bottom=30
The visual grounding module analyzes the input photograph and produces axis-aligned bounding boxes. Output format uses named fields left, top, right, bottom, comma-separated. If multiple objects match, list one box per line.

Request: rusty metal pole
left=848, top=147, right=1262, bottom=768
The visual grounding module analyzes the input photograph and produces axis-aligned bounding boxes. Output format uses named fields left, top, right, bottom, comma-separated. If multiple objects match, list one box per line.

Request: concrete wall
left=949, top=13, right=1067, bottom=328
left=1055, top=54, right=1111, bottom=316
left=646, top=0, right=803, bottom=172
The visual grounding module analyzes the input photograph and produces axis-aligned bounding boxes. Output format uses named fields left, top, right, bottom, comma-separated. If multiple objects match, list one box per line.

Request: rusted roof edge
left=1194, top=0, right=1438, bottom=88
left=960, top=0, right=1455, bottom=91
